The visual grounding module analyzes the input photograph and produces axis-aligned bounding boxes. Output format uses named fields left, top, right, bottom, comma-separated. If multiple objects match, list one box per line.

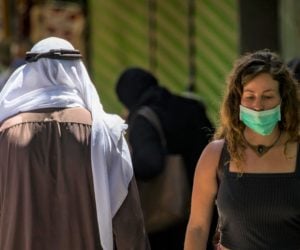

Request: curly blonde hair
left=214, top=49, right=300, bottom=168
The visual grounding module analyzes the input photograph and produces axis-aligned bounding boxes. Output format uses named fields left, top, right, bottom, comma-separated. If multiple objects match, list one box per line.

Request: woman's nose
left=253, top=98, right=264, bottom=111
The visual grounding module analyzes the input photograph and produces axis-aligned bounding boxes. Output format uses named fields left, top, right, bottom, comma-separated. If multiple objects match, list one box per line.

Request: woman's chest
left=230, top=143, right=298, bottom=174
left=217, top=174, right=300, bottom=223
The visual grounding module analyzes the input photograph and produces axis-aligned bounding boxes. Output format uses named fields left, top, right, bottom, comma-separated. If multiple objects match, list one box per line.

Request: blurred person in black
left=288, top=57, right=300, bottom=83
left=287, top=58, right=300, bottom=107
left=115, top=67, right=217, bottom=250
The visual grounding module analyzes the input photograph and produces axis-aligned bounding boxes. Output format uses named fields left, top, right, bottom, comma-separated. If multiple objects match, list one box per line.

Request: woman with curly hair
left=184, top=49, right=300, bottom=250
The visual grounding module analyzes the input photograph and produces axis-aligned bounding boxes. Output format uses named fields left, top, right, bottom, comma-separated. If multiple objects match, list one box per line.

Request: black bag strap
left=136, top=106, right=167, bottom=148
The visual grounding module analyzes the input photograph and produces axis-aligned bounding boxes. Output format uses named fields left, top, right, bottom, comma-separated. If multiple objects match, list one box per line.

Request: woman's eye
left=262, top=96, right=273, bottom=100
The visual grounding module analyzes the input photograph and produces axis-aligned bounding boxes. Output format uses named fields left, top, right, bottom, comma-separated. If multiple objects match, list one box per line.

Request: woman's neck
left=243, top=127, right=282, bottom=157
left=243, top=127, right=281, bottom=146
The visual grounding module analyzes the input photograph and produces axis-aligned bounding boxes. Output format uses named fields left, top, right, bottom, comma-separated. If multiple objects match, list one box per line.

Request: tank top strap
left=217, top=141, right=230, bottom=184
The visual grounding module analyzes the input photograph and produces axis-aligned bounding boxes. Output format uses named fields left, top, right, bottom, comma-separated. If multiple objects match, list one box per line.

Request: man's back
left=128, top=87, right=214, bottom=184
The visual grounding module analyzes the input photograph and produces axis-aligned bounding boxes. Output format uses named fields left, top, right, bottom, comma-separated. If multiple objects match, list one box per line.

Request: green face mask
left=239, top=104, right=281, bottom=136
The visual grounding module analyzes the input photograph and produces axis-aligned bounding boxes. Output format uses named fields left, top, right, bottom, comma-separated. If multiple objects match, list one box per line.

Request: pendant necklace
left=244, top=131, right=281, bottom=157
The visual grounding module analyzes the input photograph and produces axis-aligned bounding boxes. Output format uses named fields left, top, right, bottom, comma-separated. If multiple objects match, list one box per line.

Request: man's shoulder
left=173, top=92, right=206, bottom=107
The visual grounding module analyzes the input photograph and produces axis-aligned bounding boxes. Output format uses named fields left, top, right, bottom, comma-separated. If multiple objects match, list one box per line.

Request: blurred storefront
left=0, top=0, right=298, bottom=122
left=0, top=0, right=88, bottom=64
left=0, top=0, right=238, bottom=123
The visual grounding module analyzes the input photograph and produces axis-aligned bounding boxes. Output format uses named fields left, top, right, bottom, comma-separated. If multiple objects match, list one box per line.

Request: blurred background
left=0, top=0, right=298, bottom=124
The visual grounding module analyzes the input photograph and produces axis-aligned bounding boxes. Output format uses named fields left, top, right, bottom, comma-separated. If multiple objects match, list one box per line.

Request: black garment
left=129, top=87, right=214, bottom=186
left=217, top=143, right=300, bottom=250
left=116, top=67, right=217, bottom=250
left=128, top=88, right=216, bottom=250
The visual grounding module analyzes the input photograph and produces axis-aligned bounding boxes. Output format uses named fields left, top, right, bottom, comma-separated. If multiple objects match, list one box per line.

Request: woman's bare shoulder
left=191, top=139, right=225, bottom=203
left=195, top=139, right=225, bottom=174
left=202, top=139, right=225, bottom=158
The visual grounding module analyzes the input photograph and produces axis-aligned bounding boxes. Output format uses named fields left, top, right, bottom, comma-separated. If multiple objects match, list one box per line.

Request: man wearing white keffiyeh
left=0, top=37, right=149, bottom=250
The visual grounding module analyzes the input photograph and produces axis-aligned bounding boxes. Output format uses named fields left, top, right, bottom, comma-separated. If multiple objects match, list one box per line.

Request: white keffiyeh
left=0, top=37, right=133, bottom=250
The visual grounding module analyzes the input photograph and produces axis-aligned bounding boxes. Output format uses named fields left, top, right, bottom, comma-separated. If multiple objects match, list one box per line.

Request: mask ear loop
left=25, top=49, right=82, bottom=62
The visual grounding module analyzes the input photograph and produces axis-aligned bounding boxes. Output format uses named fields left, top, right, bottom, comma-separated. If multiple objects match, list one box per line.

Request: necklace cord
left=243, top=131, right=281, bottom=157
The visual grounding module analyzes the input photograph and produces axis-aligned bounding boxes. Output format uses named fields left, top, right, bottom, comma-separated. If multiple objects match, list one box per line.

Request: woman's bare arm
left=184, top=140, right=224, bottom=250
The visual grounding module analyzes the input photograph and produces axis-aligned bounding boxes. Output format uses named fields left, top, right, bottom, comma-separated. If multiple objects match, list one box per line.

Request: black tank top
left=216, top=143, right=300, bottom=250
